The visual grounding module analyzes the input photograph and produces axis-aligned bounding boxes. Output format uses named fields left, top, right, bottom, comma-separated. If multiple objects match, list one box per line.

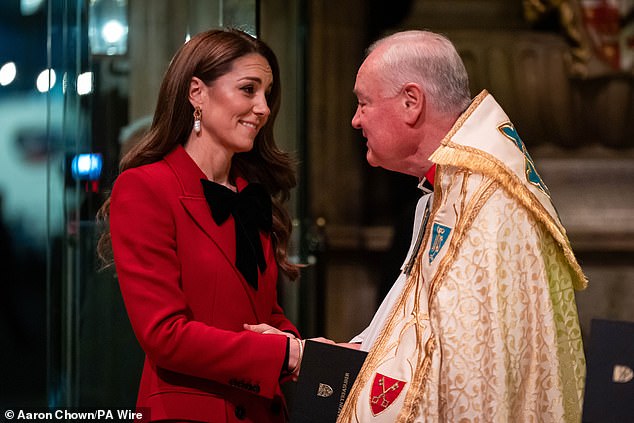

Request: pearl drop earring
left=193, top=106, right=202, bottom=135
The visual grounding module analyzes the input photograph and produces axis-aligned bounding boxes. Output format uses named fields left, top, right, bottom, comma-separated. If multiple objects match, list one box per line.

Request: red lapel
left=164, top=146, right=262, bottom=321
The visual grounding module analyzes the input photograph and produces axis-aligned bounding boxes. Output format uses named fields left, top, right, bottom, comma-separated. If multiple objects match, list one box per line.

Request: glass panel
left=258, top=0, right=310, bottom=332
left=0, top=0, right=48, bottom=408
left=42, top=0, right=259, bottom=409
left=46, top=0, right=94, bottom=408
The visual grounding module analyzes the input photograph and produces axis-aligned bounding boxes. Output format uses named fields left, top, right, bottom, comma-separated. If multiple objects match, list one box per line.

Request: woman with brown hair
left=97, top=28, right=305, bottom=422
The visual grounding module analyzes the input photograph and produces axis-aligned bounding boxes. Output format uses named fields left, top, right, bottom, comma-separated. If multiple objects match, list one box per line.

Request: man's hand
left=337, top=342, right=362, bottom=350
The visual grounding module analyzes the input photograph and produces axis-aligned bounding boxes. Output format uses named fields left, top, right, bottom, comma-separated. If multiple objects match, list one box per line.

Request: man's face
left=351, top=56, right=415, bottom=173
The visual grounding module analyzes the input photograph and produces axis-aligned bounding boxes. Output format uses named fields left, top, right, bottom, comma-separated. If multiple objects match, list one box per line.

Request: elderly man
left=338, top=30, right=586, bottom=423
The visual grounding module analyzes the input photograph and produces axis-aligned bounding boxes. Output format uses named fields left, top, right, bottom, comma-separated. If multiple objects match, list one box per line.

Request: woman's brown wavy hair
left=96, top=28, right=299, bottom=280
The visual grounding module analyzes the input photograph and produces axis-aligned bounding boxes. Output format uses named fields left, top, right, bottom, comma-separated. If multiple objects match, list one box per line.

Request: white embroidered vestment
left=338, top=91, right=586, bottom=423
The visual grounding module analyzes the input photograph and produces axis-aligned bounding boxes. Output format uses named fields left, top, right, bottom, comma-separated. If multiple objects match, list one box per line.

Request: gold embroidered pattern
left=426, top=187, right=584, bottom=421
left=429, top=141, right=587, bottom=291
left=396, top=176, right=498, bottom=423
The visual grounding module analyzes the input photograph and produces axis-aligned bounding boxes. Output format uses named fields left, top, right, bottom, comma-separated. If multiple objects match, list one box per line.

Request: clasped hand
left=243, top=323, right=335, bottom=379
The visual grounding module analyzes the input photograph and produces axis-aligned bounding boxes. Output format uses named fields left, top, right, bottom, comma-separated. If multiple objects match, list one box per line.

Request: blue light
left=71, top=153, right=102, bottom=180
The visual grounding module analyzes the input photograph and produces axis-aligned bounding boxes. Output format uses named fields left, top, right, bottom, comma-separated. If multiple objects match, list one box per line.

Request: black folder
left=582, top=318, right=634, bottom=423
left=290, top=341, right=368, bottom=423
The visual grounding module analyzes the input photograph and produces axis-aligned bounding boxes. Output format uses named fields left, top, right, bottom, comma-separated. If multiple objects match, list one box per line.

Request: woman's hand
left=287, top=337, right=336, bottom=379
left=243, top=323, right=294, bottom=338
left=288, top=337, right=304, bottom=379
left=244, top=323, right=337, bottom=378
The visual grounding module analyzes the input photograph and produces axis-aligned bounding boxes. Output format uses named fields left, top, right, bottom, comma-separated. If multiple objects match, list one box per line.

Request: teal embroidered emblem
left=429, top=223, right=451, bottom=263
left=498, top=122, right=550, bottom=197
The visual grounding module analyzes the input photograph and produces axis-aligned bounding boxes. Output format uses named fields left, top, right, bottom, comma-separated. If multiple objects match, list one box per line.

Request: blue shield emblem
left=429, top=223, right=451, bottom=263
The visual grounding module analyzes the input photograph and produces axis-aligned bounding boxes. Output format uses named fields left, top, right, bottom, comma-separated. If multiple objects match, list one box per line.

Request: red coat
left=110, top=145, right=298, bottom=422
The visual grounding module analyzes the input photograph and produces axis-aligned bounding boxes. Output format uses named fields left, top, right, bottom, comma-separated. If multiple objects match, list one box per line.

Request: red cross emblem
left=369, top=373, right=406, bottom=416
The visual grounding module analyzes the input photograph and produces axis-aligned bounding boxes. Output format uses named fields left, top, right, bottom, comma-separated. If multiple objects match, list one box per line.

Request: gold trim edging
left=397, top=177, right=498, bottom=423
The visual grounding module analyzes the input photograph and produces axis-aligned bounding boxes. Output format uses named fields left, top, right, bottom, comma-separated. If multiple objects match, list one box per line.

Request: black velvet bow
left=201, top=179, right=272, bottom=290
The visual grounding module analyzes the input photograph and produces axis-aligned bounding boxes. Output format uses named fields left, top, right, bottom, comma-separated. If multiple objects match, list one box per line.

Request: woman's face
left=200, top=53, right=273, bottom=154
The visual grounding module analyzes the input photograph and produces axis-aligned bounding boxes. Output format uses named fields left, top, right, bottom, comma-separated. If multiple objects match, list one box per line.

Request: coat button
left=235, top=405, right=246, bottom=420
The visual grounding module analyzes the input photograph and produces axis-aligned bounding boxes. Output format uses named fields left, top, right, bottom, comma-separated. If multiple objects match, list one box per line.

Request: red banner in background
left=580, top=0, right=634, bottom=71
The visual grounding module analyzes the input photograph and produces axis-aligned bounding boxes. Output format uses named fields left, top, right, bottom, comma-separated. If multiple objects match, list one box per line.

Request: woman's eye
left=242, top=85, right=255, bottom=94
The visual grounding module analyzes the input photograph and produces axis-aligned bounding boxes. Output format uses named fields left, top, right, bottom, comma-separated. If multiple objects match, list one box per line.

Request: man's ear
left=188, top=76, right=205, bottom=107
left=402, top=83, right=424, bottom=125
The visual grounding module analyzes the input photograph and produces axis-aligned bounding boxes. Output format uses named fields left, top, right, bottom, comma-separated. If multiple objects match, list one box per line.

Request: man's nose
left=351, top=107, right=361, bottom=129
